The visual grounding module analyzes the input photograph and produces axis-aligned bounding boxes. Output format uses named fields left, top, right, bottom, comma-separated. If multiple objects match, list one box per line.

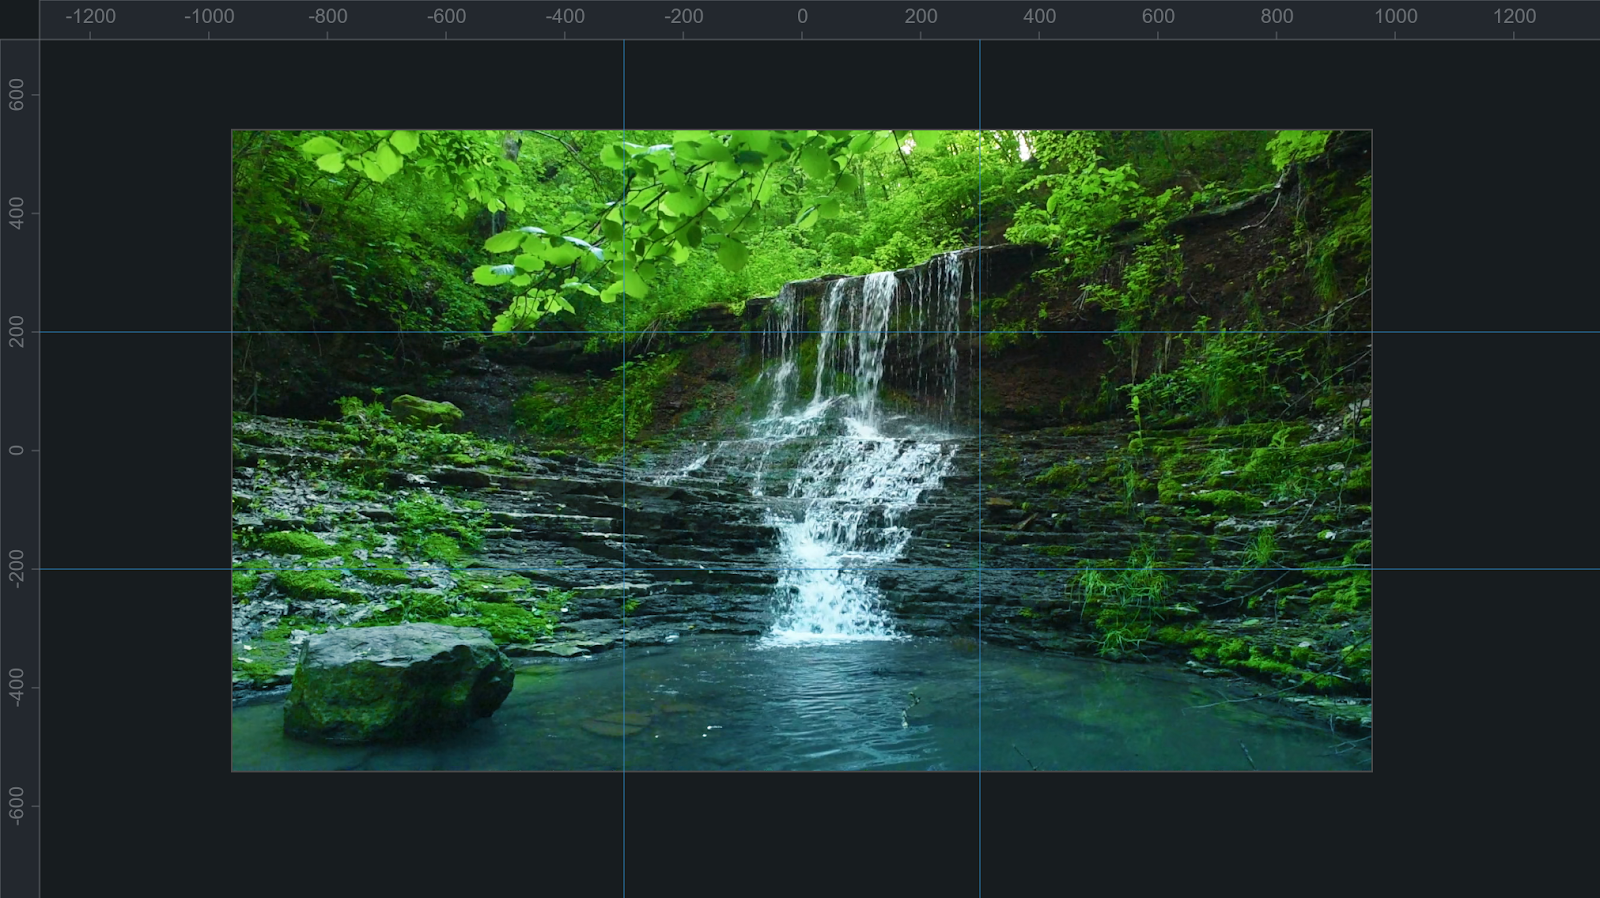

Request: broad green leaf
left=686, top=223, right=703, bottom=248
left=733, top=130, right=774, bottom=157
left=542, top=243, right=582, bottom=266
left=659, top=165, right=685, bottom=189
left=388, top=131, right=420, bottom=154
left=796, top=206, right=819, bottom=230
left=563, top=235, right=604, bottom=260
left=510, top=274, right=532, bottom=287
left=484, top=231, right=523, bottom=252
left=912, top=131, right=945, bottom=153
left=315, top=152, right=345, bottom=173
left=848, top=131, right=877, bottom=154
left=362, top=157, right=388, bottom=182
left=601, top=218, right=625, bottom=243
left=512, top=253, right=544, bottom=272
left=836, top=172, right=858, bottom=195
left=472, top=264, right=512, bottom=286
left=505, top=192, right=526, bottom=214
left=799, top=146, right=831, bottom=179
left=376, top=143, right=403, bottom=176
left=697, top=140, right=733, bottom=163
left=601, top=143, right=627, bottom=170
left=672, top=141, right=702, bottom=162
left=623, top=276, right=649, bottom=299
left=819, top=198, right=841, bottom=219
left=564, top=280, right=601, bottom=297
left=664, top=189, right=701, bottom=216
left=301, top=136, right=341, bottom=156
left=718, top=239, right=749, bottom=272
left=553, top=296, right=576, bottom=314
left=670, top=242, right=692, bottom=264
left=496, top=159, right=519, bottom=174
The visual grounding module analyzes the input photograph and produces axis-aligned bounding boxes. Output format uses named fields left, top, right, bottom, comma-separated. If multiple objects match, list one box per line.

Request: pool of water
left=232, top=636, right=1370, bottom=771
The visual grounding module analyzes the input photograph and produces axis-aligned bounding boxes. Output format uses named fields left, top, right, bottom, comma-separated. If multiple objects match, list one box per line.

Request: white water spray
left=755, top=255, right=970, bottom=643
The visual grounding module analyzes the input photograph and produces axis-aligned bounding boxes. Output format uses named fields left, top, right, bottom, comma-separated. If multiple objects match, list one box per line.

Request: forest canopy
left=233, top=129, right=1319, bottom=341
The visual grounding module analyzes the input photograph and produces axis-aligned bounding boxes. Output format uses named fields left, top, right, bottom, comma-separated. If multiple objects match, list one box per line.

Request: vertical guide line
left=975, top=39, right=983, bottom=889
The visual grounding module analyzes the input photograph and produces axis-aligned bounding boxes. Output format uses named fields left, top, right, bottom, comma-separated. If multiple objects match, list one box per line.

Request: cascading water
left=747, top=253, right=971, bottom=643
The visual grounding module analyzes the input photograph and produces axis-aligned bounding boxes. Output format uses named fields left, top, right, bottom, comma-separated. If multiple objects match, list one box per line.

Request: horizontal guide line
left=25, top=39, right=1595, bottom=43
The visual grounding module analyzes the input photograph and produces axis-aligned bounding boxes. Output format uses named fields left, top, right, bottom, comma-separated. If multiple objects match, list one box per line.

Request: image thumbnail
left=232, top=129, right=1370, bottom=770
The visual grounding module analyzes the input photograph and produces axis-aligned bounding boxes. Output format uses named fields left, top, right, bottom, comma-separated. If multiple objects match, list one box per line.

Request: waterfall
left=752, top=253, right=969, bottom=643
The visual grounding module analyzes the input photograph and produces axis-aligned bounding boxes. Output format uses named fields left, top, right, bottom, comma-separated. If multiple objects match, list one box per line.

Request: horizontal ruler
left=19, top=2, right=1596, bottom=41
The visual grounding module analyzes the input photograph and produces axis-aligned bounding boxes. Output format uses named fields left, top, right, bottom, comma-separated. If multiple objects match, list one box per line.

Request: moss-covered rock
left=282, top=623, right=513, bottom=744
left=259, top=530, right=337, bottom=557
left=390, top=395, right=464, bottom=431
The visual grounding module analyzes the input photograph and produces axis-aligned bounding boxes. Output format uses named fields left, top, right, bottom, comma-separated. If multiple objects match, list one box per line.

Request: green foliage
left=1076, top=545, right=1176, bottom=656
left=1308, top=173, right=1372, bottom=308
left=1265, top=131, right=1332, bottom=170
left=1247, top=529, right=1277, bottom=567
left=392, top=493, right=485, bottom=563
left=514, top=352, right=681, bottom=451
left=1128, top=318, right=1304, bottom=425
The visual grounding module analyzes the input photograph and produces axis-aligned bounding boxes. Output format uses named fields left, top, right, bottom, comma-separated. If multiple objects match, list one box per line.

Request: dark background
left=11, top=35, right=1580, bottom=893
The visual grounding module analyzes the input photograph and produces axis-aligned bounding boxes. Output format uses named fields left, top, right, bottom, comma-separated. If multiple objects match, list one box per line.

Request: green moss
left=275, top=569, right=358, bottom=602
left=232, top=570, right=259, bottom=600
left=416, top=534, right=462, bottom=564
left=1035, top=463, right=1085, bottom=491
left=1340, top=642, right=1372, bottom=669
left=445, top=601, right=551, bottom=644
left=1154, top=624, right=1209, bottom=646
left=459, top=571, right=533, bottom=602
left=259, top=530, right=337, bottom=557
left=1216, top=638, right=1249, bottom=662
left=1187, top=490, right=1260, bottom=513
left=350, top=557, right=413, bottom=586
left=1237, top=652, right=1308, bottom=681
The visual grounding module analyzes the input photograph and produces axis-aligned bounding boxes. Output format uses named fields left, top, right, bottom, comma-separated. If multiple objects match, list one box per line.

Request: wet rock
left=283, top=623, right=513, bottom=745
left=580, top=711, right=652, bottom=737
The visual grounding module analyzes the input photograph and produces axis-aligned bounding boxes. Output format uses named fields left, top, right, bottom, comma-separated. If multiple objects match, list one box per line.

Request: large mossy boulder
left=283, top=623, right=513, bottom=745
left=390, top=394, right=464, bottom=431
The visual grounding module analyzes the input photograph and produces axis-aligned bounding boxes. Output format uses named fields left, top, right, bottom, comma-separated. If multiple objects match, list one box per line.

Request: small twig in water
left=1013, top=744, right=1039, bottom=771
left=1240, top=741, right=1257, bottom=770
left=901, top=691, right=920, bottom=728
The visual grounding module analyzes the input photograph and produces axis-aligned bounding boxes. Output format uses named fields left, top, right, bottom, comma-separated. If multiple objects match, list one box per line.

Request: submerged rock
left=283, top=623, right=513, bottom=745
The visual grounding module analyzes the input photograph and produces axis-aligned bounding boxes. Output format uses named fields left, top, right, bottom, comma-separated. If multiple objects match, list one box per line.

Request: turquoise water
left=232, top=636, right=1370, bottom=771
